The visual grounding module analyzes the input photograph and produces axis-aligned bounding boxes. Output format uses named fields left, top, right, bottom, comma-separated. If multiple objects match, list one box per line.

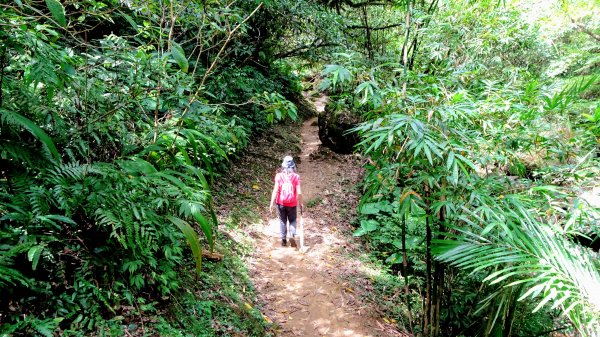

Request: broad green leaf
left=171, top=41, right=189, bottom=73
left=119, top=10, right=138, bottom=32
left=193, top=212, right=214, bottom=250
left=156, top=171, right=188, bottom=190
left=168, top=216, right=202, bottom=276
left=451, top=161, right=459, bottom=185
left=353, top=220, right=378, bottom=236
left=27, top=245, right=44, bottom=271
left=353, top=227, right=369, bottom=237
left=120, top=158, right=157, bottom=175
left=45, top=0, right=67, bottom=27
left=45, top=214, right=76, bottom=225
left=423, top=143, right=433, bottom=165
left=360, top=202, right=379, bottom=215
left=446, top=151, right=455, bottom=171
left=455, top=153, right=477, bottom=171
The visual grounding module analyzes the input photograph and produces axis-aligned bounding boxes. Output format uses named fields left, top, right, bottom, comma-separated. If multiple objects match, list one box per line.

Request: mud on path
left=245, top=97, right=402, bottom=336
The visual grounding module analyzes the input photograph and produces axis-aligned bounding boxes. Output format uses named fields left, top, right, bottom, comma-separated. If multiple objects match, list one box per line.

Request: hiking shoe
left=289, top=237, right=297, bottom=248
left=281, top=239, right=287, bottom=247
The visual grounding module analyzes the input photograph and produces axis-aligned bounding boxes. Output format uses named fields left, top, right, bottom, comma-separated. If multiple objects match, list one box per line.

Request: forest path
left=246, top=96, right=401, bottom=337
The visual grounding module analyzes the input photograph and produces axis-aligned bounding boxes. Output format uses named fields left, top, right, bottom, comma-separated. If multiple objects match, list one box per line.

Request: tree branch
left=346, top=23, right=403, bottom=31
left=342, top=0, right=392, bottom=8
left=572, top=18, right=600, bottom=43
left=274, top=41, right=339, bottom=59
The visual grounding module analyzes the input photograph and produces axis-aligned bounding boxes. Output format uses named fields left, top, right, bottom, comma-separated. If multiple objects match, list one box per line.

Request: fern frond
left=96, top=209, right=126, bottom=247
left=45, top=162, right=98, bottom=184
left=0, top=264, right=30, bottom=288
left=27, top=186, right=50, bottom=216
left=0, top=141, right=36, bottom=166
left=0, top=109, right=61, bottom=163
left=0, top=232, right=32, bottom=288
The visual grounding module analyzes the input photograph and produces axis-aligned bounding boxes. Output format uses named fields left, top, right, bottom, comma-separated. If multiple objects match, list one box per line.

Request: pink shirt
left=275, top=172, right=301, bottom=206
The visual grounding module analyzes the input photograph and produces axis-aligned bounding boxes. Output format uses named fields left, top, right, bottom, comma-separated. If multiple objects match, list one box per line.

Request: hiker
left=270, top=155, right=303, bottom=247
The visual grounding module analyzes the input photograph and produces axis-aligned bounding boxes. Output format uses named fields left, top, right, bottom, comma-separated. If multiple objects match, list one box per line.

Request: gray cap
left=281, top=156, right=296, bottom=169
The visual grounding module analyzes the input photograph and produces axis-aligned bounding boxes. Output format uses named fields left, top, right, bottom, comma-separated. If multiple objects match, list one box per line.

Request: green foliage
left=168, top=216, right=203, bottom=276
left=543, top=75, right=599, bottom=113
left=258, top=92, right=298, bottom=123
left=582, top=103, right=600, bottom=139
left=2, top=0, right=598, bottom=335
left=252, top=0, right=343, bottom=62
left=419, top=2, right=552, bottom=83
left=148, top=242, right=271, bottom=336
left=0, top=230, right=31, bottom=288
left=0, top=0, right=300, bottom=335
left=435, top=194, right=600, bottom=336
left=321, top=64, right=354, bottom=91
left=206, top=65, right=303, bottom=131
left=170, top=41, right=189, bottom=73
left=327, top=0, right=600, bottom=335
left=44, top=0, right=66, bottom=27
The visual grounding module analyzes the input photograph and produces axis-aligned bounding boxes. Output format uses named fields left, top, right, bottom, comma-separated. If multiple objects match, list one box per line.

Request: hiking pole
left=299, top=206, right=305, bottom=252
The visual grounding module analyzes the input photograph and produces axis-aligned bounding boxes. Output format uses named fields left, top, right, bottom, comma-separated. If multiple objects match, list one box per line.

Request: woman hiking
left=270, top=156, right=303, bottom=247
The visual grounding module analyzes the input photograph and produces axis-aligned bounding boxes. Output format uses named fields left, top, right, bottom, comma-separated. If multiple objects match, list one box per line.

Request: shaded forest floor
left=214, top=96, right=405, bottom=336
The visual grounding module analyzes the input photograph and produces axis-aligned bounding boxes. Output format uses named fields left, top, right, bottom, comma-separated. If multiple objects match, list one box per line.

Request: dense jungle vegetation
left=1, top=0, right=599, bottom=336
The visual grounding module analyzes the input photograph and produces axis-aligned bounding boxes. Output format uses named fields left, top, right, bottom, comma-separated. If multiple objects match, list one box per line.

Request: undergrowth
left=147, top=236, right=271, bottom=337
left=124, top=122, right=308, bottom=337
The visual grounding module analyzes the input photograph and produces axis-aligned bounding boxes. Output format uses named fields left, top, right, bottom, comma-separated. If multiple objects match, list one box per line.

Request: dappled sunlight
left=254, top=237, right=380, bottom=336
left=249, top=214, right=400, bottom=336
left=246, top=118, right=403, bottom=336
left=356, top=259, right=385, bottom=279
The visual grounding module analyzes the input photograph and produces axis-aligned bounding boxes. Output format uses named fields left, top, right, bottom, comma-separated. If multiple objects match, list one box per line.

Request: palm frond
left=435, top=198, right=600, bottom=336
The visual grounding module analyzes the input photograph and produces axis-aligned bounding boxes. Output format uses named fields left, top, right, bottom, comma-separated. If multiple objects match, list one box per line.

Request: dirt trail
left=247, top=96, right=398, bottom=337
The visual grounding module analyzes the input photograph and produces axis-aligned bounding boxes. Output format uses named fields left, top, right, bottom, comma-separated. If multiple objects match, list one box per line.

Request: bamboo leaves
left=321, top=64, right=353, bottom=91
left=257, top=92, right=298, bottom=123
left=355, top=80, right=383, bottom=108
left=350, top=62, right=600, bottom=334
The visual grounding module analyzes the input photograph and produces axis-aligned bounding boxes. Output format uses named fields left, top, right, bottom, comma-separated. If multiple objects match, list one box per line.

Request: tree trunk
left=503, top=285, right=523, bottom=337
left=361, top=6, right=373, bottom=60
left=401, top=0, right=411, bottom=96
left=424, top=213, right=432, bottom=337
left=431, top=201, right=446, bottom=337
left=402, top=214, right=415, bottom=335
